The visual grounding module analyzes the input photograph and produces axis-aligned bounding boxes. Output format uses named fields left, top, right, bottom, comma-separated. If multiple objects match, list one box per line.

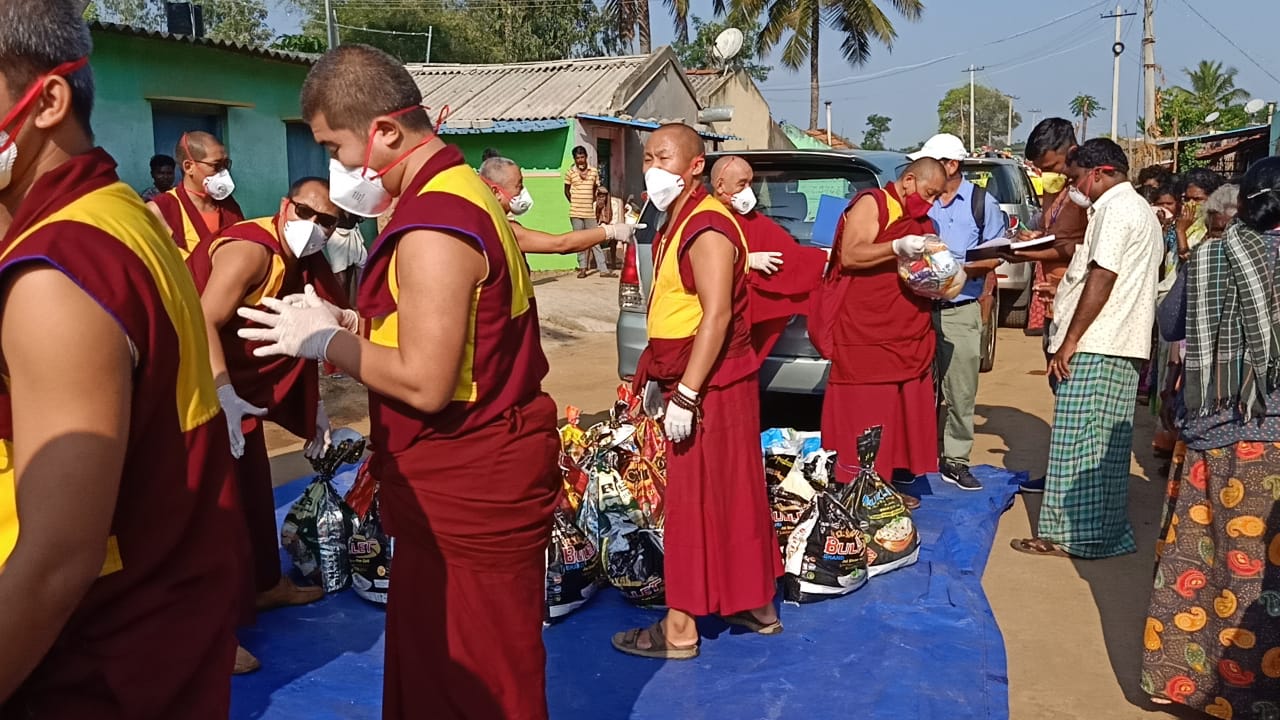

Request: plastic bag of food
left=602, top=528, right=665, bottom=606
left=837, top=426, right=920, bottom=576
left=545, top=508, right=601, bottom=621
left=281, top=429, right=365, bottom=594
left=898, top=235, right=964, bottom=300
left=782, top=491, right=869, bottom=603
left=349, top=494, right=393, bottom=605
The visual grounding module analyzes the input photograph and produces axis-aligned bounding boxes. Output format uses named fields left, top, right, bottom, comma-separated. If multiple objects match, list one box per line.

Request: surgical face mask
left=508, top=187, right=533, bottom=215
left=729, top=186, right=756, bottom=215
left=283, top=219, right=327, bottom=257
left=644, top=167, right=686, bottom=211
left=203, top=169, right=235, bottom=201
left=1041, top=172, right=1067, bottom=195
left=330, top=157, right=392, bottom=218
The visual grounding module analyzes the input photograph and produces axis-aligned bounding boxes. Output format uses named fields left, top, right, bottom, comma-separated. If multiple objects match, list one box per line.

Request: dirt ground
left=267, top=272, right=1185, bottom=719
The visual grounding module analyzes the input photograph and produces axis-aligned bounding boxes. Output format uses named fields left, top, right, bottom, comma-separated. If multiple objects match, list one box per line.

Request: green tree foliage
left=671, top=15, right=770, bottom=81
left=85, top=0, right=272, bottom=46
left=1175, top=60, right=1249, bottom=111
left=1069, top=94, right=1102, bottom=139
left=310, top=0, right=623, bottom=64
left=270, top=33, right=327, bottom=54
left=1146, top=60, right=1255, bottom=138
left=861, top=113, right=891, bottom=150
left=937, top=84, right=1020, bottom=148
left=726, top=0, right=925, bottom=130
left=606, top=0, right=691, bottom=52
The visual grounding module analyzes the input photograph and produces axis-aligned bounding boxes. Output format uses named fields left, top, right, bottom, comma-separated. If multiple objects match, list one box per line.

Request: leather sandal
left=611, top=622, right=699, bottom=660
left=234, top=645, right=261, bottom=675
left=724, top=611, right=784, bottom=635
left=1010, top=537, right=1070, bottom=557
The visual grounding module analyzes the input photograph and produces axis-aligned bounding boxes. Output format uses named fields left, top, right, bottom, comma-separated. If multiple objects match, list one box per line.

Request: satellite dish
left=1204, top=111, right=1221, bottom=124
left=1246, top=98, right=1268, bottom=115
left=712, top=28, right=745, bottom=62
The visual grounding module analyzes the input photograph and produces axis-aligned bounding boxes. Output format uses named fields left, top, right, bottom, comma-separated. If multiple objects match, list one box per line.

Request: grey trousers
left=933, top=301, right=982, bottom=465
left=571, top=216, right=607, bottom=271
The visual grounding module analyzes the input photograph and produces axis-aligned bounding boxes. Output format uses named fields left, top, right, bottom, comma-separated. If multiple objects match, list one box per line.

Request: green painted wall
left=89, top=31, right=311, bottom=219
left=450, top=129, right=581, bottom=271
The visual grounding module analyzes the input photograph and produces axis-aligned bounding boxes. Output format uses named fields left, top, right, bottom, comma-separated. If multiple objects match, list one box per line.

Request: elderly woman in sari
left=1142, top=159, right=1280, bottom=715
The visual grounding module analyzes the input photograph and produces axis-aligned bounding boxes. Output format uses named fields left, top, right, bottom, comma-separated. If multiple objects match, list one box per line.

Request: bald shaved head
left=897, top=157, right=947, bottom=207
left=643, top=123, right=708, bottom=213
left=176, top=131, right=224, bottom=164
left=652, top=123, right=705, bottom=163
left=710, top=155, right=753, bottom=209
left=903, top=157, right=946, bottom=184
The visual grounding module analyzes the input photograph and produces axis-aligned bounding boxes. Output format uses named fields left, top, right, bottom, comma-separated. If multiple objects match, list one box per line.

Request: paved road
left=271, top=272, right=1180, bottom=719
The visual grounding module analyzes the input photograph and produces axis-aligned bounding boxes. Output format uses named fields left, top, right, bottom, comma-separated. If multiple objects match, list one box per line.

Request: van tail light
left=618, top=240, right=644, bottom=312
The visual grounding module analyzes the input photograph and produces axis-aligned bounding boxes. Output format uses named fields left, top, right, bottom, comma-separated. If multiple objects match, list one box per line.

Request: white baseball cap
left=908, top=133, right=969, bottom=162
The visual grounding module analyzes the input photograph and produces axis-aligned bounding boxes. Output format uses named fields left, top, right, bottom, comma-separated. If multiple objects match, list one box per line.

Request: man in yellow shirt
left=564, top=145, right=613, bottom=278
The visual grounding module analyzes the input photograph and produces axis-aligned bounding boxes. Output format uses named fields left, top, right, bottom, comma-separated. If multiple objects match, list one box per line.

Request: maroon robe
left=149, top=183, right=243, bottom=281
left=738, top=210, right=827, bottom=361
left=359, top=146, right=558, bottom=720
left=0, top=149, right=244, bottom=719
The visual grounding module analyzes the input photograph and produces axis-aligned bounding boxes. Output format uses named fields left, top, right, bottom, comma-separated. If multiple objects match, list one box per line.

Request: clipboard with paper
left=965, top=234, right=1055, bottom=262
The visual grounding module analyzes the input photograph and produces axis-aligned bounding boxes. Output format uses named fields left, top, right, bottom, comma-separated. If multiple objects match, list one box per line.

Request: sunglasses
left=193, top=157, right=233, bottom=173
left=291, top=200, right=339, bottom=229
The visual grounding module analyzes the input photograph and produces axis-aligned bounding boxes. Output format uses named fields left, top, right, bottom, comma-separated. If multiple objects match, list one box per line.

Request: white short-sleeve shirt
left=1049, top=181, right=1162, bottom=359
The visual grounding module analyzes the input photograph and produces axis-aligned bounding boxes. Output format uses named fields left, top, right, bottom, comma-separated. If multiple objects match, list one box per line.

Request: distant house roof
left=407, top=48, right=701, bottom=126
left=90, top=21, right=316, bottom=65
left=1150, top=123, right=1269, bottom=148
left=685, top=69, right=733, bottom=104
left=780, top=123, right=857, bottom=151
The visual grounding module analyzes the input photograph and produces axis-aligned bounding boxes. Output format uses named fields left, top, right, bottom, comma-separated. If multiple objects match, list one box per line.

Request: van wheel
left=980, top=291, right=998, bottom=373
left=997, top=286, right=1030, bottom=328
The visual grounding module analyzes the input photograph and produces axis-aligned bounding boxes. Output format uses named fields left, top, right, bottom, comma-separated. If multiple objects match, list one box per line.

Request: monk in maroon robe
left=146, top=131, right=244, bottom=281
left=613, top=125, right=782, bottom=660
left=237, top=45, right=558, bottom=720
left=707, top=155, right=827, bottom=362
left=819, top=158, right=947, bottom=493
left=196, top=176, right=353, bottom=673
left=0, top=12, right=244, bottom=717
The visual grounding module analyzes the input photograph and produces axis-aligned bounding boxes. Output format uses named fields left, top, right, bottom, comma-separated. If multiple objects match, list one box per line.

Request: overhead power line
left=1174, top=0, right=1280, bottom=88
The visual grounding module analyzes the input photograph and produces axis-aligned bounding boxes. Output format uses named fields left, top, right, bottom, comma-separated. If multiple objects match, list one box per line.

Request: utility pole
left=963, top=65, right=985, bottom=152
left=1029, top=108, right=1042, bottom=130
left=1142, top=0, right=1157, bottom=140
left=323, top=0, right=337, bottom=49
left=425, top=26, right=433, bottom=64
left=825, top=101, right=833, bottom=146
left=1006, top=94, right=1019, bottom=146
left=1103, top=5, right=1136, bottom=140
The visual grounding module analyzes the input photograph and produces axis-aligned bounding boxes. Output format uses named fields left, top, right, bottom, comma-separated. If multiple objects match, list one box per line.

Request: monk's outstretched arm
left=201, top=242, right=271, bottom=385
left=324, top=228, right=486, bottom=414
left=681, top=231, right=736, bottom=393
left=0, top=267, right=131, bottom=700
left=838, top=195, right=895, bottom=270
left=513, top=221, right=608, bottom=255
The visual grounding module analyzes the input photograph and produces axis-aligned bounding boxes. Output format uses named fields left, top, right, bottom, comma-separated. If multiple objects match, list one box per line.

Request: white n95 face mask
left=644, top=167, right=686, bottom=211
left=0, top=132, right=16, bottom=193
left=509, top=187, right=534, bottom=216
left=283, top=219, right=327, bottom=258
left=1067, top=185, right=1093, bottom=209
left=730, top=186, right=757, bottom=215
left=329, top=157, right=393, bottom=218
left=203, top=169, right=235, bottom=201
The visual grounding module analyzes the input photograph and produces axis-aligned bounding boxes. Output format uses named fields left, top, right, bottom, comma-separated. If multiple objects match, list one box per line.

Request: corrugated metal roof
left=91, top=21, right=316, bottom=65
left=685, top=71, right=731, bottom=103
left=439, top=118, right=569, bottom=135
left=407, top=55, right=651, bottom=122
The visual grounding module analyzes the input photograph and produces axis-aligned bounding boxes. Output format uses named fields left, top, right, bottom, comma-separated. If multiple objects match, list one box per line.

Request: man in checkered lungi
left=1010, top=139, right=1162, bottom=559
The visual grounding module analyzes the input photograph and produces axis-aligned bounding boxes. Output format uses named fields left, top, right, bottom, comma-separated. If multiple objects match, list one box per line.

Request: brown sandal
left=1010, top=537, right=1070, bottom=557
left=611, top=622, right=700, bottom=660
left=724, top=611, right=784, bottom=635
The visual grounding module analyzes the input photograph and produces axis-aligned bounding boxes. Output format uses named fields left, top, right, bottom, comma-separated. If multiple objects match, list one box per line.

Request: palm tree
left=1175, top=59, right=1249, bottom=113
left=1070, top=94, right=1102, bottom=140
left=607, top=0, right=692, bottom=52
left=725, top=0, right=924, bottom=130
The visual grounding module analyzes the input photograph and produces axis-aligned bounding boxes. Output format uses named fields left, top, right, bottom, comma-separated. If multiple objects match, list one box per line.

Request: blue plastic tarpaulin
left=232, top=465, right=1019, bottom=720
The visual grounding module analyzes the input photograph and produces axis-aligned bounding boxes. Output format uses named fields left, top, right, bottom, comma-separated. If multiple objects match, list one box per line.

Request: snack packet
left=898, top=235, right=964, bottom=300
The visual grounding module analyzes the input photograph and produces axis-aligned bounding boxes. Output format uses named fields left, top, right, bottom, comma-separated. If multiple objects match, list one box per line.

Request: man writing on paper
left=708, top=155, right=827, bottom=361
left=236, top=44, right=560, bottom=719
left=613, top=124, right=782, bottom=660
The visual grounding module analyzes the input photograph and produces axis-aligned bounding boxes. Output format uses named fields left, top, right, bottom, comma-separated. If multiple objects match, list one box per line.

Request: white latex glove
left=642, top=380, right=665, bottom=419
left=237, top=289, right=343, bottom=361
left=303, top=400, right=331, bottom=460
left=891, top=234, right=929, bottom=260
left=281, top=284, right=360, bottom=333
left=749, top=251, right=784, bottom=275
left=663, top=384, right=698, bottom=444
left=604, top=222, right=646, bottom=242
left=216, top=383, right=267, bottom=459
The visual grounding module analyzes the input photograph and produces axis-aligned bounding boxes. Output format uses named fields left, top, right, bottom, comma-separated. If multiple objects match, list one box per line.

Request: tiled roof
left=407, top=55, right=652, bottom=123
left=90, top=21, right=316, bottom=65
left=803, top=127, right=857, bottom=150
left=685, top=70, right=731, bottom=103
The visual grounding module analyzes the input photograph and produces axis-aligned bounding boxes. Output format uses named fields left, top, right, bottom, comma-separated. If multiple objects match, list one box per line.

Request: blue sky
left=271, top=0, right=1280, bottom=150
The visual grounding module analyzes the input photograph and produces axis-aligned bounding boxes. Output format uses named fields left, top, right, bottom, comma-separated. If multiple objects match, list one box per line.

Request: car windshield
left=739, top=163, right=880, bottom=245
left=962, top=163, right=1027, bottom=205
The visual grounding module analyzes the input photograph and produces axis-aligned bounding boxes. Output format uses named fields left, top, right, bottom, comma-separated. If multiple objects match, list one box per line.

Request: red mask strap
left=363, top=105, right=438, bottom=180
left=0, top=56, right=89, bottom=151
